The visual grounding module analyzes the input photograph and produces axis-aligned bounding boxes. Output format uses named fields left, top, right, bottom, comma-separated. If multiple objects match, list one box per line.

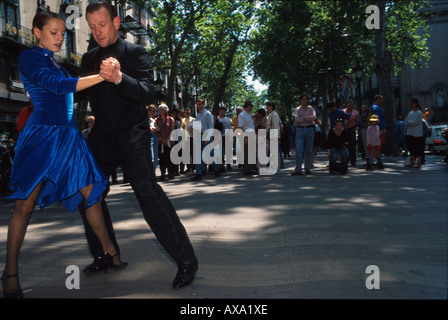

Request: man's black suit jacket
left=80, top=37, right=155, bottom=164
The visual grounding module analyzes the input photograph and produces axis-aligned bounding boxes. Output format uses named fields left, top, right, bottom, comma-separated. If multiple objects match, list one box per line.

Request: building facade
left=399, top=0, right=448, bottom=123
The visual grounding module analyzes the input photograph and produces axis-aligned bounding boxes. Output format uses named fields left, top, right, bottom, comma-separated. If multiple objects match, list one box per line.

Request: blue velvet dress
left=7, top=46, right=107, bottom=213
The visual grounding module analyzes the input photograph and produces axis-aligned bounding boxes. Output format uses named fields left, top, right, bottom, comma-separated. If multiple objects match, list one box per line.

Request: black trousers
left=346, top=127, right=357, bottom=165
left=78, top=146, right=196, bottom=266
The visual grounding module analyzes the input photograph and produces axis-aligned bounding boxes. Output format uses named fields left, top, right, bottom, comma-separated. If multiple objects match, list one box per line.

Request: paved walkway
left=0, top=152, right=447, bottom=302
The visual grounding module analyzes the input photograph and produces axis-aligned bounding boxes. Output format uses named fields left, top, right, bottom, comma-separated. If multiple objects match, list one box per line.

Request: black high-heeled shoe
left=1, top=273, right=23, bottom=299
left=101, top=252, right=128, bottom=273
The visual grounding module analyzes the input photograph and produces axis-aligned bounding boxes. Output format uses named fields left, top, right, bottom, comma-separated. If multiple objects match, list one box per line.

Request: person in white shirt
left=218, top=107, right=232, bottom=171
left=147, top=105, right=160, bottom=172
left=404, top=98, right=424, bottom=168
left=191, top=99, right=220, bottom=181
left=238, top=101, right=256, bottom=175
left=182, top=107, right=195, bottom=173
left=266, top=101, right=282, bottom=171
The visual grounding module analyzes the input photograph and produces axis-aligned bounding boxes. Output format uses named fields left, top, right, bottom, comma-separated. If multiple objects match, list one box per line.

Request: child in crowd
left=366, top=115, right=384, bottom=170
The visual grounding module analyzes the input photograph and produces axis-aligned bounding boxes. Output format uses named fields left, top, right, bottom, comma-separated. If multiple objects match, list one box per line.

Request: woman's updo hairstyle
left=32, top=10, right=63, bottom=36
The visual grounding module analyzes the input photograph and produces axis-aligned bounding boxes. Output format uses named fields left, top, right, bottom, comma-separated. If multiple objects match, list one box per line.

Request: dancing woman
left=2, top=11, right=126, bottom=298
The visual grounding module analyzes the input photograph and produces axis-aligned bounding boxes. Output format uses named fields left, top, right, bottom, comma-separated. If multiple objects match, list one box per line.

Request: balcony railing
left=0, top=17, right=82, bottom=68
left=0, top=18, right=37, bottom=48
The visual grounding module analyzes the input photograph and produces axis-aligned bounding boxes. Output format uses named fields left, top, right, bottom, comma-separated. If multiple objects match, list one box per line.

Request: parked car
left=425, top=124, right=448, bottom=154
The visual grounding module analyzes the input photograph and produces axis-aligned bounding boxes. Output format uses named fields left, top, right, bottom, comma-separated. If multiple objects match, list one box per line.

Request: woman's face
left=335, top=122, right=343, bottom=130
left=300, top=96, right=309, bottom=106
left=34, top=18, right=66, bottom=53
left=410, top=101, right=418, bottom=111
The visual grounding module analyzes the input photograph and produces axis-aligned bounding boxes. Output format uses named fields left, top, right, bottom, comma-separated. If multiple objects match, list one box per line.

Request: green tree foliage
left=148, top=0, right=257, bottom=113
left=251, top=0, right=431, bottom=152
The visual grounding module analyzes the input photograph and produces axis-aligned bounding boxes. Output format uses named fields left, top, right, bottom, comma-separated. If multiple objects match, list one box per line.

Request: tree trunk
left=375, top=1, right=395, bottom=155
left=212, top=37, right=240, bottom=115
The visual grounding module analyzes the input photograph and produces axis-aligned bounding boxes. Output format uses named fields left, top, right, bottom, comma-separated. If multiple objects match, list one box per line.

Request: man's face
left=196, top=102, right=205, bottom=112
left=219, top=109, right=225, bottom=117
left=266, top=105, right=272, bottom=114
left=86, top=7, right=120, bottom=48
left=300, top=96, right=309, bottom=106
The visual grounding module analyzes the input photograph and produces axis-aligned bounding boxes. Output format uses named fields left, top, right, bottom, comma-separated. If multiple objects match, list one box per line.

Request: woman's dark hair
left=32, top=11, right=63, bottom=33
left=86, top=0, right=117, bottom=20
left=326, top=102, right=336, bottom=109
left=410, top=98, right=422, bottom=111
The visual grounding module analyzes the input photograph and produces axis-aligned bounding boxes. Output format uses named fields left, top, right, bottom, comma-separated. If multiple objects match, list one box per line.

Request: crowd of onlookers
left=0, top=93, right=441, bottom=193
left=131, top=94, right=438, bottom=182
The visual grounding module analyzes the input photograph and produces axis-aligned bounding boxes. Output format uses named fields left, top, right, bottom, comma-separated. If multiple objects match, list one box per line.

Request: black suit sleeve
left=115, top=46, right=155, bottom=106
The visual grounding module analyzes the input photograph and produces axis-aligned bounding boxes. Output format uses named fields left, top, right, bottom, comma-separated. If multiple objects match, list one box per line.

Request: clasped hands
left=99, top=57, right=122, bottom=85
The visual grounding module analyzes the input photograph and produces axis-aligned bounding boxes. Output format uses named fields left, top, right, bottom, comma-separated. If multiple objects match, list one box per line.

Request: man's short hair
left=326, top=102, right=336, bottom=109
left=266, top=101, right=276, bottom=110
left=86, top=0, right=117, bottom=20
left=243, top=101, right=253, bottom=110
left=373, top=95, right=383, bottom=102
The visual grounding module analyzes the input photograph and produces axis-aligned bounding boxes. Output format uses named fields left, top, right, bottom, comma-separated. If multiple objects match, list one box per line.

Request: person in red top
left=16, top=100, right=33, bottom=134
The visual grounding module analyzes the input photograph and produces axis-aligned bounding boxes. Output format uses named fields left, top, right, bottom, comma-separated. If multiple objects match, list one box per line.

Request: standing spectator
left=218, top=107, right=232, bottom=171
left=82, top=115, right=95, bottom=139
left=359, top=105, right=370, bottom=159
left=156, top=104, right=175, bottom=180
left=232, top=107, right=242, bottom=168
left=16, top=100, right=33, bottom=134
left=238, top=101, right=257, bottom=175
left=147, top=105, right=159, bottom=172
left=191, top=99, right=220, bottom=180
left=181, top=107, right=195, bottom=173
left=327, top=119, right=349, bottom=174
left=404, top=99, right=424, bottom=168
left=280, top=116, right=291, bottom=159
left=366, top=115, right=384, bottom=170
left=253, top=109, right=267, bottom=171
left=327, top=101, right=351, bottom=129
left=266, top=102, right=282, bottom=170
left=370, top=95, right=386, bottom=145
left=393, top=115, right=406, bottom=156
left=233, top=106, right=242, bottom=129
left=311, top=118, right=322, bottom=168
left=170, top=108, right=181, bottom=176
left=343, top=100, right=360, bottom=166
left=291, top=94, right=316, bottom=175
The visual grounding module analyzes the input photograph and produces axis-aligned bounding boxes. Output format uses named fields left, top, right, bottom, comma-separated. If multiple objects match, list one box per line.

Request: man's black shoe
left=83, top=259, right=106, bottom=273
left=173, top=260, right=198, bottom=288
